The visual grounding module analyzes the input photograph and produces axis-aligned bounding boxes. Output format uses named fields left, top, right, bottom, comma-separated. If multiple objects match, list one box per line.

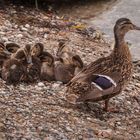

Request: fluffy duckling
left=1, top=45, right=29, bottom=85
left=54, top=40, right=84, bottom=84
left=23, top=44, right=41, bottom=83
left=67, top=18, right=140, bottom=111
left=40, top=51, right=55, bottom=81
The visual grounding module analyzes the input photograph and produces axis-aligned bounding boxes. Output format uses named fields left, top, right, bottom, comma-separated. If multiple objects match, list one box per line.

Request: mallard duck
left=40, top=51, right=55, bottom=81
left=1, top=45, right=29, bottom=85
left=67, top=18, right=140, bottom=111
left=54, top=40, right=84, bottom=84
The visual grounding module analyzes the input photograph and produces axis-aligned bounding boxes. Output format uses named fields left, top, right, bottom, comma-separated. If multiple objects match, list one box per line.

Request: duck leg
left=104, top=99, right=119, bottom=113
left=104, top=99, right=109, bottom=111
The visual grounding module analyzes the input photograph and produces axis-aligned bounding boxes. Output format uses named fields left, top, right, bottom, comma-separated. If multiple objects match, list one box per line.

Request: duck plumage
left=67, top=18, right=140, bottom=111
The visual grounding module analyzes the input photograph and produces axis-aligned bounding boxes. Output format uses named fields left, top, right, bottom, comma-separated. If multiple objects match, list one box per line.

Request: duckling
left=1, top=45, right=29, bottom=85
left=54, top=40, right=84, bottom=84
left=67, top=18, right=140, bottom=111
left=24, top=44, right=41, bottom=83
left=40, top=51, right=55, bottom=81
left=54, top=55, right=84, bottom=84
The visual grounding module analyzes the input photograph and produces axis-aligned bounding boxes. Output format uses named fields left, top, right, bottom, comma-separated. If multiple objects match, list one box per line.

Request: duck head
left=6, top=43, right=20, bottom=53
left=114, top=18, right=140, bottom=43
left=40, top=51, right=55, bottom=81
left=40, top=51, right=54, bottom=66
left=31, top=43, right=44, bottom=57
left=72, top=55, right=84, bottom=75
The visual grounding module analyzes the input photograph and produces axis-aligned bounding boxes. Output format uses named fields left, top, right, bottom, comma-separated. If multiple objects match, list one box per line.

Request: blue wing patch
left=92, top=75, right=116, bottom=90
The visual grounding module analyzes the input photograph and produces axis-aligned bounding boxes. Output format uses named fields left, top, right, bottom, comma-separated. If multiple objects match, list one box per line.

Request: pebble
left=44, top=33, right=48, bottom=39
left=38, top=82, right=45, bottom=87
left=25, top=24, right=30, bottom=28
left=17, top=34, right=23, bottom=38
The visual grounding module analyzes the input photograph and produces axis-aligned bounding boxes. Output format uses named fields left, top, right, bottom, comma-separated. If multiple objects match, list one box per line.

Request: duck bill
left=133, top=25, right=140, bottom=30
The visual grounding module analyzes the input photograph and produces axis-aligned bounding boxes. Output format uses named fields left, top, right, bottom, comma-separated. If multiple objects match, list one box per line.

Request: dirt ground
left=0, top=4, right=140, bottom=140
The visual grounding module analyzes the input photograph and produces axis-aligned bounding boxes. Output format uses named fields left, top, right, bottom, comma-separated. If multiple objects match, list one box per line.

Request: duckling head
left=72, top=55, right=84, bottom=75
left=0, top=42, right=11, bottom=58
left=114, top=18, right=140, bottom=39
left=56, top=40, right=72, bottom=57
left=40, top=51, right=54, bottom=66
left=5, top=43, right=20, bottom=53
left=31, top=43, right=44, bottom=57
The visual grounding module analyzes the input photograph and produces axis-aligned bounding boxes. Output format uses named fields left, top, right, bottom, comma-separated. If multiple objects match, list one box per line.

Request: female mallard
left=1, top=45, right=31, bottom=85
left=54, top=41, right=84, bottom=84
left=67, top=18, right=140, bottom=111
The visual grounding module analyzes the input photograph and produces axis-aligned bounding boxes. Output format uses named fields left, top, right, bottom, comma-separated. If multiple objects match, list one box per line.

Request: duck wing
left=76, top=73, right=122, bottom=102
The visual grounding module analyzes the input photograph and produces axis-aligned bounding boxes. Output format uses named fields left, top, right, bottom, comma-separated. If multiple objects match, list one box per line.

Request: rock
left=38, top=82, right=45, bottom=87
left=17, top=34, right=23, bottom=38
left=25, top=24, right=30, bottom=28
left=1, top=37, right=8, bottom=42
left=44, top=33, right=48, bottom=39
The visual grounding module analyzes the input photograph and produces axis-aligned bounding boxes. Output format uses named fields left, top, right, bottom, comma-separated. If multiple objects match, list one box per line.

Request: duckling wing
left=76, top=74, right=121, bottom=102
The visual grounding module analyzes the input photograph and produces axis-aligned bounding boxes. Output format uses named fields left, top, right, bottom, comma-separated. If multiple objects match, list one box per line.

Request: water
left=86, top=0, right=140, bottom=59
left=58, top=0, right=140, bottom=59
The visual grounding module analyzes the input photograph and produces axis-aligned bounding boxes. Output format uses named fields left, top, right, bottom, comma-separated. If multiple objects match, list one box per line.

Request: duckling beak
left=133, top=24, right=140, bottom=30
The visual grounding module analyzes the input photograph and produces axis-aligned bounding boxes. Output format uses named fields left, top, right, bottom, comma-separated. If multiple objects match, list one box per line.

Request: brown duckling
left=67, top=18, right=140, bottom=111
left=1, top=46, right=29, bottom=85
left=40, top=51, right=55, bottom=81
left=54, top=55, right=84, bottom=84
left=23, top=44, right=41, bottom=83
left=54, top=40, right=84, bottom=84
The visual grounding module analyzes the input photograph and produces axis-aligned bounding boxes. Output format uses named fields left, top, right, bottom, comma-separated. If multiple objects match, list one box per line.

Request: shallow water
left=58, top=0, right=140, bottom=59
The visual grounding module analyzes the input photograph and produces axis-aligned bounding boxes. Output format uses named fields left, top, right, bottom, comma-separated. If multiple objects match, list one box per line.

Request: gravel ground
left=0, top=5, right=140, bottom=140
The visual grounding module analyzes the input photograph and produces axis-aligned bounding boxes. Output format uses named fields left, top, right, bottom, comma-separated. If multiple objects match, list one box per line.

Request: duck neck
left=114, top=31, right=125, bottom=48
left=113, top=31, right=131, bottom=60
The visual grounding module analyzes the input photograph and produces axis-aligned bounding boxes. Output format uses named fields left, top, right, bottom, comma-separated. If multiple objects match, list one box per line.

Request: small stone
left=17, top=34, right=23, bottom=38
left=52, top=83, right=60, bottom=89
left=25, top=24, right=30, bottom=28
left=1, top=37, right=8, bottom=42
left=38, top=82, right=45, bottom=87
left=20, top=27, right=28, bottom=31
left=44, top=33, right=48, bottom=39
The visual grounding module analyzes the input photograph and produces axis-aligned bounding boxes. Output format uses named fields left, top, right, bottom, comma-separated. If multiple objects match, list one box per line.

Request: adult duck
left=67, top=18, right=140, bottom=111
